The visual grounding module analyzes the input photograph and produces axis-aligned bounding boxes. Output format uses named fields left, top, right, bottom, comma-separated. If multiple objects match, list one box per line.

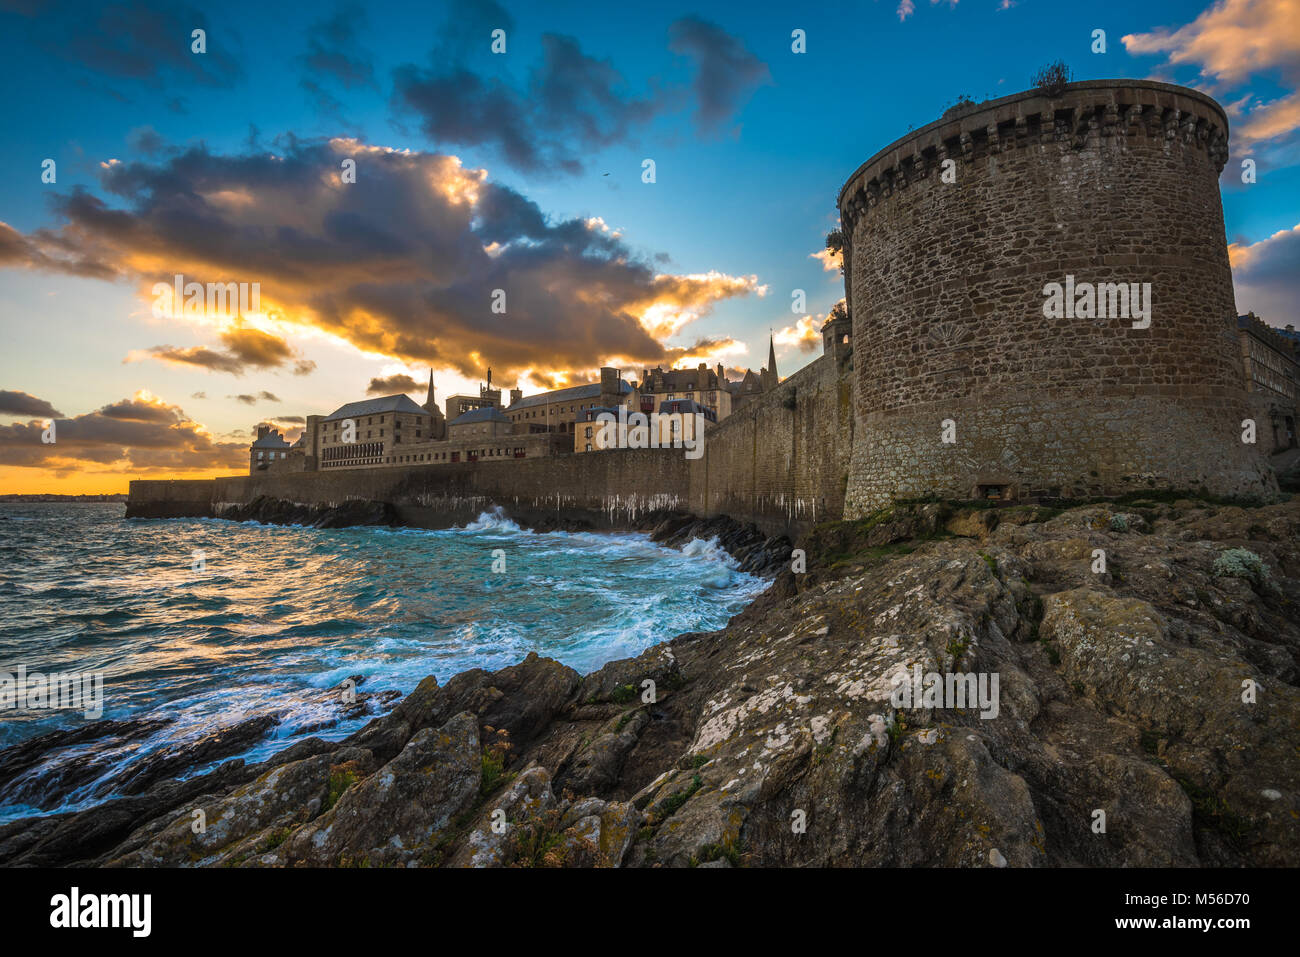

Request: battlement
left=838, top=80, right=1229, bottom=235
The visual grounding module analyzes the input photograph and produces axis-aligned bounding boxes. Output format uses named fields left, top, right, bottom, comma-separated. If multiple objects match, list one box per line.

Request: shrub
left=1212, top=548, right=1271, bottom=590
left=1032, top=60, right=1072, bottom=97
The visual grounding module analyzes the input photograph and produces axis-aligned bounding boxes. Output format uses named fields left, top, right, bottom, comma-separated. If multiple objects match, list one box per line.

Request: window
left=585, top=443, right=592, bottom=452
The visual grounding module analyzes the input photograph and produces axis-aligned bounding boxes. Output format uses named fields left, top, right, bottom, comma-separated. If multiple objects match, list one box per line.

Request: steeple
left=767, top=332, right=777, bottom=380
left=425, top=370, right=436, bottom=412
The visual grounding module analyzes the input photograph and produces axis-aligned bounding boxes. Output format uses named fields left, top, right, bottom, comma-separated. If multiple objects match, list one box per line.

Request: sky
left=0, top=0, right=1297, bottom=493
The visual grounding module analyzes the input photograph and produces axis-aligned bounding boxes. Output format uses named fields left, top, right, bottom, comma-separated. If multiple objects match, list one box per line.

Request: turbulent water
left=0, top=503, right=767, bottom=823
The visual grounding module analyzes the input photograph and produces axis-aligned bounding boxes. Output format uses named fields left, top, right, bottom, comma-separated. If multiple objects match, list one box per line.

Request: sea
left=0, top=502, right=768, bottom=824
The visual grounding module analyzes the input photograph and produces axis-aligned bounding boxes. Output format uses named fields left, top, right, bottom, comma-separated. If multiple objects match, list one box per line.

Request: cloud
left=2, top=0, right=243, bottom=91
left=811, top=248, right=842, bottom=273
left=229, top=391, right=280, bottom=405
left=6, top=139, right=761, bottom=387
left=391, top=9, right=768, bottom=174
left=1123, top=0, right=1300, bottom=146
left=298, top=3, right=377, bottom=118
left=127, top=125, right=166, bottom=154
left=1229, top=223, right=1300, bottom=321
left=775, top=315, right=825, bottom=354
left=667, top=17, right=771, bottom=135
left=895, top=1, right=962, bottom=22
left=127, top=325, right=312, bottom=377
left=0, top=390, right=62, bottom=418
left=0, top=390, right=244, bottom=472
left=367, top=373, right=419, bottom=395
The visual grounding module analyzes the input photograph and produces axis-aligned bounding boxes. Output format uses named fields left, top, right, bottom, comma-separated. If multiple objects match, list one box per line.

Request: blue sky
left=1, top=0, right=1297, bottom=491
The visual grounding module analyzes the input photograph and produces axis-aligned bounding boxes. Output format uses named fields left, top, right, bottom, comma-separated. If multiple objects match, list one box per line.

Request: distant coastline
left=0, top=493, right=127, bottom=503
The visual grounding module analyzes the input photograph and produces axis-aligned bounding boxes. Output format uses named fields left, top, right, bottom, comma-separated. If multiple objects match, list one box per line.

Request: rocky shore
left=2, top=496, right=1296, bottom=867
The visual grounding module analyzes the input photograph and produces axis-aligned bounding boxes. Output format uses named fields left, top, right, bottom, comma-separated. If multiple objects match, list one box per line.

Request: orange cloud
left=1123, top=0, right=1300, bottom=144
left=0, top=390, right=245, bottom=483
left=5, top=140, right=765, bottom=388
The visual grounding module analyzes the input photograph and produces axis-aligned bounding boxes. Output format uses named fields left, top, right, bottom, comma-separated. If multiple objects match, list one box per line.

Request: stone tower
left=836, top=79, right=1276, bottom=515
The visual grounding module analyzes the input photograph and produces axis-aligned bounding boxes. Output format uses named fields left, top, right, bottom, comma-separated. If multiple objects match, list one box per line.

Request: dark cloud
left=228, top=391, right=281, bottom=405
left=3, top=0, right=243, bottom=90
left=298, top=4, right=376, bottom=119
left=366, top=373, right=419, bottom=395
left=668, top=17, right=772, bottom=135
left=299, top=4, right=375, bottom=89
left=98, top=396, right=177, bottom=422
left=0, top=393, right=244, bottom=471
left=127, top=125, right=166, bottom=154
left=0, top=390, right=62, bottom=418
left=1232, top=226, right=1300, bottom=324
left=391, top=12, right=767, bottom=175
left=130, top=326, right=311, bottom=377
left=6, top=139, right=758, bottom=385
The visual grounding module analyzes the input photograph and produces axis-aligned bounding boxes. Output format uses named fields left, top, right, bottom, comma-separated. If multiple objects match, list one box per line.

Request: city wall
left=128, top=351, right=853, bottom=541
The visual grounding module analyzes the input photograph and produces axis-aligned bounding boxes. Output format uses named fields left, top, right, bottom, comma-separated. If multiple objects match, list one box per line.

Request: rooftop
left=450, top=406, right=513, bottom=426
left=324, top=394, right=427, bottom=422
left=507, top=379, right=630, bottom=411
left=251, top=431, right=291, bottom=449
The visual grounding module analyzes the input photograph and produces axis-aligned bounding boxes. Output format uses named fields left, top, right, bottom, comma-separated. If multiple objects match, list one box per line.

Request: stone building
left=249, top=426, right=291, bottom=471
left=1237, top=312, right=1298, bottom=452
left=448, top=406, right=514, bottom=440
left=574, top=398, right=717, bottom=454
left=504, top=367, right=632, bottom=436
left=313, top=394, right=435, bottom=470
left=638, top=362, right=733, bottom=420
left=727, top=335, right=780, bottom=410
left=836, top=79, right=1276, bottom=513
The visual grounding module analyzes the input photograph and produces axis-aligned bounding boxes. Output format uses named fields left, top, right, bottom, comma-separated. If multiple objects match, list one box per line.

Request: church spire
left=767, top=332, right=777, bottom=379
left=425, top=369, right=435, bottom=411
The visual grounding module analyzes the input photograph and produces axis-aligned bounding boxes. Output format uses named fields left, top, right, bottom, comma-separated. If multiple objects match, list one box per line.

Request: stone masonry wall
left=689, top=349, right=853, bottom=535
left=838, top=79, right=1277, bottom=515
left=128, top=351, right=855, bottom=540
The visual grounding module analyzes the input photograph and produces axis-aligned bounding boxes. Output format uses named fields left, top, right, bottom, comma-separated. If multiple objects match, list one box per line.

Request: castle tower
left=836, top=79, right=1276, bottom=515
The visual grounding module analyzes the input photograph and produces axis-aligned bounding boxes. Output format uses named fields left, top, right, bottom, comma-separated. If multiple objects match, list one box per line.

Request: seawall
left=128, top=351, right=854, bottom=540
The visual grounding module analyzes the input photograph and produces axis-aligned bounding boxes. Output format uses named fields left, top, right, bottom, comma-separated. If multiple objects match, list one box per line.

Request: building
left=249, top=426, right=291, bottom=471
left=504, top=367, right=632, bottom=436
left=574, top=398, right=716, bottom=453
left=448, top=406, right=514, bottom=440
left=637, top=362, right=733, bottom=420
left=315, top=394, right=436, bottom=469
left=727, top=335, right=780, bottom=410
left=1237, top=313, right=1298, bottom=453
left=444, top=369, right=506, bottom=422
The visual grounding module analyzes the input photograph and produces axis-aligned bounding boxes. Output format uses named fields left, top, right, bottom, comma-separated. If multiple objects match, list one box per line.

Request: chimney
left=256, top=424, right=270, bottom=440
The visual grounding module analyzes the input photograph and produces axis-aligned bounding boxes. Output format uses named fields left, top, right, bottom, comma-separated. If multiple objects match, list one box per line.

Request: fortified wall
left=838, top=79, right=1276, bottom=515
left=689, top=335, right=853, bottom=532
left=129, top=344, right=853, bottom=539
